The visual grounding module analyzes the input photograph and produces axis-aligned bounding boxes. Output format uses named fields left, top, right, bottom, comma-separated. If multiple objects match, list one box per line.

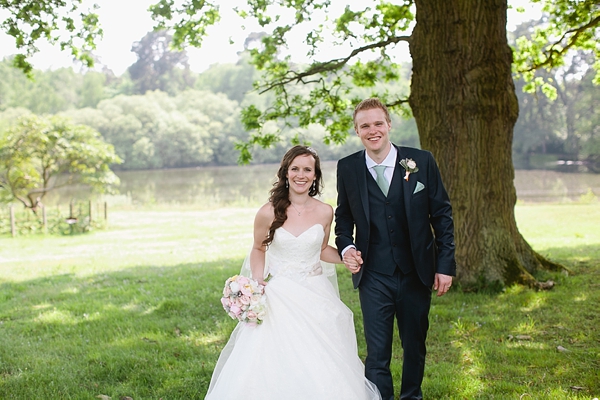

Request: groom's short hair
left=353, top=98, right=391, bottom=129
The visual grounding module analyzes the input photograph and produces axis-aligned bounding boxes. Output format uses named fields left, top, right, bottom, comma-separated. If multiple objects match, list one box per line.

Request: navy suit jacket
left=335, top=144, right=456, bottom=289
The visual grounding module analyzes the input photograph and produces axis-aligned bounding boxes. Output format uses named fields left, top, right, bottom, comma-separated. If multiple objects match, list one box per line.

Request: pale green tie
left=373, top=165, right=389, bottom=196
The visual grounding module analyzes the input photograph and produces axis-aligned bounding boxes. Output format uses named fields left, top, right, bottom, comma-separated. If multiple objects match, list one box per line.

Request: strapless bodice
left=266, top=224, right=324, bottom=279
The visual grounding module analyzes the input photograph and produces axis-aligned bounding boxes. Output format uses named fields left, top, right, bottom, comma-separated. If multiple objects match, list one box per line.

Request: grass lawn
left=0, top=203, right=599, bottom=399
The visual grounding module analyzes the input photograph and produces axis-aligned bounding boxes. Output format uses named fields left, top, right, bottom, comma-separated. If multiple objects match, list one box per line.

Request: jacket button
left=388, top=215, right=392, bottom=219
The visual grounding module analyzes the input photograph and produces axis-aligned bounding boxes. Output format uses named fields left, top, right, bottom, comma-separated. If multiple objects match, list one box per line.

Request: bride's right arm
left=249, top=204, right=272, bottom=285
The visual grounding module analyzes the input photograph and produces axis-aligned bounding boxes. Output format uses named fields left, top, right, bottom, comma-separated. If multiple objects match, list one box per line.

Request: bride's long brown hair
left=262, top=145, right=323, bottom=247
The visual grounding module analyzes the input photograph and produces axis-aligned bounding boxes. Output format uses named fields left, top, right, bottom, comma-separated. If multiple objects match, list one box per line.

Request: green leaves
left=229, top=2, right=414, bottom=162
left=1, top=0, right=103, bottom=77
left=149, top=0, right=221, bottom=49
left=512, top=0, right=600, bottom=97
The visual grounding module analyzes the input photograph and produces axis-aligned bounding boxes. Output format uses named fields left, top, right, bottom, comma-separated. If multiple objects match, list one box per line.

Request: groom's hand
left=433, top=273, right=453, bottom=297
left=343, top=248, right=363, bottom=274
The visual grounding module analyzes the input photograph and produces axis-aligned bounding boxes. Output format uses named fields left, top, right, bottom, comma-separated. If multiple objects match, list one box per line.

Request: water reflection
left=45, top=162, right=600, bottom=208
left=514, top=169, right=600, bottom=202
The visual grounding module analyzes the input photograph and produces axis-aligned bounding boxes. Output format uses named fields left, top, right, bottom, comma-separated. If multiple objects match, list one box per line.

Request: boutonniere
left=399, top=158, right=419, bottom=181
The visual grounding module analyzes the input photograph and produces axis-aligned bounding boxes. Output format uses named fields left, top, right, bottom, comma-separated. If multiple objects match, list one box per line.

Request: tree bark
left=409, top=0, right=554, bottom=288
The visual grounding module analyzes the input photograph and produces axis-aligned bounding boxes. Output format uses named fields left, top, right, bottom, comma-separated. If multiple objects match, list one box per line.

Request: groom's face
left=354, top=107, right=392, bottom=157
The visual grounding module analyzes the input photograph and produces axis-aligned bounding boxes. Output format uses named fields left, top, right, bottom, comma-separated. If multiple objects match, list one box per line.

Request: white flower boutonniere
left=399, top=158, right=419, bottom=181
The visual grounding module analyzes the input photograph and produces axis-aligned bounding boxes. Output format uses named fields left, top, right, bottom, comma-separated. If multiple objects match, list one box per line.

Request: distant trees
left=1, top=17, right=598, bottom=172
left=64, top=90, right=245, bottom=169
left=128, top=31, right=196, bottom=95
left=0, top=58, right=111, bottom=113
left=195, top=54, right=257, bottom=103
left=0, top=114, right=121, bottom=212
left=1, top=49, right=598, bottom=170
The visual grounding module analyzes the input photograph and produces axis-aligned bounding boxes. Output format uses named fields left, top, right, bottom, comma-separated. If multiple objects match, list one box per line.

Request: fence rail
left=2, top=201, right=108, bottom=237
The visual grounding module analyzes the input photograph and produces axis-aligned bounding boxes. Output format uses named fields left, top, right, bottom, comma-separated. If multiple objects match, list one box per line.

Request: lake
left=45, top=161, right=600, bottom=208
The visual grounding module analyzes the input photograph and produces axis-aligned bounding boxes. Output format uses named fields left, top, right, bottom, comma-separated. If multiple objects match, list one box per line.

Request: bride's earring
left=311, top=181, right=316, bottom=190
left=285, top=179, right=289, bottom=189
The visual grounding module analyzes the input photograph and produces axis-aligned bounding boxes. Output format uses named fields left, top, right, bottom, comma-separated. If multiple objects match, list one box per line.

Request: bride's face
left=287, top=155, right=316, bottom=194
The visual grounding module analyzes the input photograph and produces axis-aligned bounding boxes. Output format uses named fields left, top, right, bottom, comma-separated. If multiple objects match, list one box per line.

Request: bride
left=205, top=146, right=381, bottom=400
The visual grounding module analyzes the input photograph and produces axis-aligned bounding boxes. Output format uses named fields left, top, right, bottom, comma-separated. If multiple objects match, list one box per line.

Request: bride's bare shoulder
left=312, top=199, right=333, bottom=218
left=255, top=202, right=275, bottom=221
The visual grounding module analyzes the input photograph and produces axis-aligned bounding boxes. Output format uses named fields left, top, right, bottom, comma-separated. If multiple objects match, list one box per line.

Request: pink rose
left=230, top=304, right=241, bottom=315
left=246, top=311, right=257, bottom=321
left=240, top=295, right=250, bottom=305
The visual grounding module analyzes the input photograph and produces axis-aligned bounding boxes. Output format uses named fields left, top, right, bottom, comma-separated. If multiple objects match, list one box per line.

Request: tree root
left=534, top=250, right=571, bottom=273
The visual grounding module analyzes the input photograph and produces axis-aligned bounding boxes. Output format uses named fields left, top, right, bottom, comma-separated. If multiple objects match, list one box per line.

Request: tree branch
left=387, top=98, right=411, bottom=108
left=521, top=15, right=600, bottom=73
left=258, top=35, right=412, bottom=94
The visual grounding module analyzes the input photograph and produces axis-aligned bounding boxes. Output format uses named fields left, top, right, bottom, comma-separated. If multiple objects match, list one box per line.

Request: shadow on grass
left=424, top=244, right=600, bottom=399
left=0, top=259, right=244, bottom=399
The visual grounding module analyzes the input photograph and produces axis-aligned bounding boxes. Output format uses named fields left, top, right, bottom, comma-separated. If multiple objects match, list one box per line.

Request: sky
left=0, top=0, right=541, bottom=76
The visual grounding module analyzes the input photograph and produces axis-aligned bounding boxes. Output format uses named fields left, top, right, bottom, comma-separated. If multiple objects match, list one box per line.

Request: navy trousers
left=359, top=268, right=432, bottom=400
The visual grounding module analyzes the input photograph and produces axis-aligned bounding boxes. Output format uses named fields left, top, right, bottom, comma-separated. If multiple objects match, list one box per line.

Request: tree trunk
left=409, top=0, right=557, bottom=288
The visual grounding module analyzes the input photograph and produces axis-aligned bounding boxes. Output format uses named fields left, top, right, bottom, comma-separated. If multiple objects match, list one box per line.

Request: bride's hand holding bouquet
left=221, top=275, right=268, bottom=325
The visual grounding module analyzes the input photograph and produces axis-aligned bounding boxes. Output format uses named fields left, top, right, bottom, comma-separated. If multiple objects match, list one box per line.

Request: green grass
left=1, top=204, right=599, bottom=399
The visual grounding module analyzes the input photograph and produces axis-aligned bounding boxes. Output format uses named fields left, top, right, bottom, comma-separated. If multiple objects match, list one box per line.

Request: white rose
left=407, top=160, right=417, bottom=169
left=229, top=281, right=240, bottom=293
left=250, top=294, right=262, bottom=304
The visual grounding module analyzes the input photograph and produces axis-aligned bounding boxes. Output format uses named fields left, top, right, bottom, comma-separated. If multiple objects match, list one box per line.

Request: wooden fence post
left=104, top=202, right=108, bottom=221
left=10, top=205, right=16, bottom=237
left=89, top=200, right=93, bottom=223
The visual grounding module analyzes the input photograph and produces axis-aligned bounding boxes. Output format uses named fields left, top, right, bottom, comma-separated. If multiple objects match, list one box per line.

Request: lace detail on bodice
left=267, top=224, right=324, bottom=280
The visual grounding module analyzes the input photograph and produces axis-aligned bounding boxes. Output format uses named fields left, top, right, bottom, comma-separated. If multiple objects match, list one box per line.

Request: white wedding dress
left=205, top=224, right=381, bottom=400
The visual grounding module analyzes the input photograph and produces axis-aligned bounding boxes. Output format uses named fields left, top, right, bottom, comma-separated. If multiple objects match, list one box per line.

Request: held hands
left=342, top=248, right=363, bottom=274
left=433, top=273, right=453, bottom=297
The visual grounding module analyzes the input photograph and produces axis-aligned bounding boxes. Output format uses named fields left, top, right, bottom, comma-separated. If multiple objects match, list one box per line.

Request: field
left=1, top=203, right=599, bottom=399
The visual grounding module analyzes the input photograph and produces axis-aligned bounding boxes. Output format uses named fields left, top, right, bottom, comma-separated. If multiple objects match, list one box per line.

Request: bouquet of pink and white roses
left=221, top=275, right=267, bottom=325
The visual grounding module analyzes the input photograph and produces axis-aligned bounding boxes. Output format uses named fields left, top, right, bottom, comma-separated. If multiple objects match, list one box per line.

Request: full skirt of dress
left=205, top=272, right=380, bottom=399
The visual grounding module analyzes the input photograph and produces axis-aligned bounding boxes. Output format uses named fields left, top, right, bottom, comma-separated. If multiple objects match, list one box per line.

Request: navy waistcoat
left=365, top=168, right=415, bottom=275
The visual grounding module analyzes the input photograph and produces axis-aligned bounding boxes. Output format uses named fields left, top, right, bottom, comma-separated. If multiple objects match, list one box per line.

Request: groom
left=335, top=98, right=456, bottom=400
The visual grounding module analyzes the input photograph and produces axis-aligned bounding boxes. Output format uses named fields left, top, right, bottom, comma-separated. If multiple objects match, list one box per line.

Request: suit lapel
left=356, top=150, right=370, bottom=220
